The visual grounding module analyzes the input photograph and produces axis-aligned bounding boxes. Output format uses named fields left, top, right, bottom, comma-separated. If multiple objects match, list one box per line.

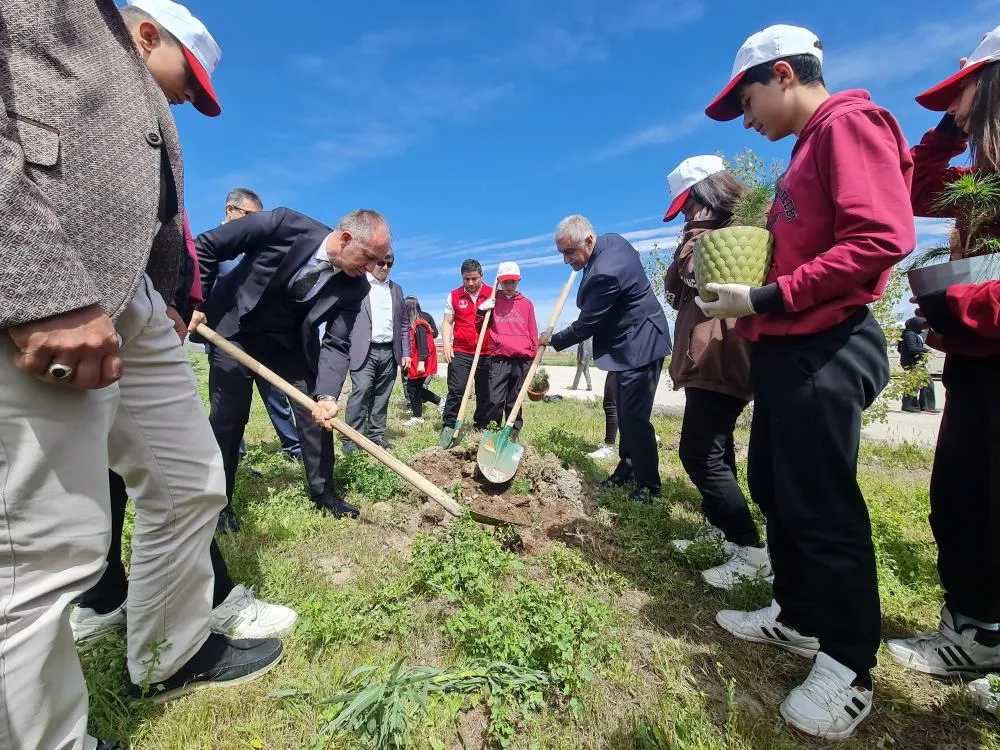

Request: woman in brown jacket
left=662, top=155, right=770, bottom=590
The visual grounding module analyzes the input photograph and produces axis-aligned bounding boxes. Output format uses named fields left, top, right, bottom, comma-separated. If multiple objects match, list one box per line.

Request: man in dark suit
left=342, top=250, right=409, bottom=453
left=546, top=215, right=672, bottom=502
left=190, top=208, right=392, bottom=523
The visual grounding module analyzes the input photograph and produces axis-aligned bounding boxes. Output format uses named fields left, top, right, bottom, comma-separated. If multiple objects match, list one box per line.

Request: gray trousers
left=572, top=361, right=592, bottom=389
left=345, top=344, right=398, bottom=441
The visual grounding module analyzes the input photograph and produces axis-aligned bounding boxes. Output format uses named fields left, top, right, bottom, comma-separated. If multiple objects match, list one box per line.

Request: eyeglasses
left=227, top=204, right=253, bottom=216
left=376, top=260, right=394, bottom=268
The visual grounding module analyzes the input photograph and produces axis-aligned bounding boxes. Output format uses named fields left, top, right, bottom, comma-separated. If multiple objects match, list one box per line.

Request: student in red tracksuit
left=479, top=262, right=538, bottom=438
left=699, top=24, right=915, bottom=739
left=441, top=259, right=493, bottom=430
left=885, top=25, right=1000, bottom=712
left=403, top=296, right=441, bottom=426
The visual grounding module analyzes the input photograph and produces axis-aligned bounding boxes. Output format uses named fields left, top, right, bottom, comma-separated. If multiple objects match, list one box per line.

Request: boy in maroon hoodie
left=698, top=24, right=915, bottom=740
left=479, top=262, right=538, bottom=438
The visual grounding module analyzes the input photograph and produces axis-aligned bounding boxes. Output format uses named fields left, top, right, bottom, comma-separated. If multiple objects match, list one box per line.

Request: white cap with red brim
left=705, top=24, right=824, bottom=122
left=497, top=261, right=521, bottom=282
left=916, top=25, right=1000, bottom=111
left=663, top=155, right=728, bottom=222
left=127, top=0, right=222, bottom=117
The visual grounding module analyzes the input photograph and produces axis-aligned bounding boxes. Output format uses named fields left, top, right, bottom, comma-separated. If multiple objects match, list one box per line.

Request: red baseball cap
left=916, top=25, right=1000, bottom=111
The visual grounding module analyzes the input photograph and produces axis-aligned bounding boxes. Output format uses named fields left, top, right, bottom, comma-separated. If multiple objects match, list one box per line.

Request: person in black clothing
left=899, top=316, right=938, bottom=413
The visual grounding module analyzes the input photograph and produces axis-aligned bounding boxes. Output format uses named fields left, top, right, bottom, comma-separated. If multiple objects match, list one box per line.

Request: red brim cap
left=705, top=70, right=747, bottom=122
left=497, top=274, right=520, bottom=282
left=182, top=45, right=221, bottom=117
left=663, top=187, right=691, bottom=222
left=915, top=59, right=988, bottom=111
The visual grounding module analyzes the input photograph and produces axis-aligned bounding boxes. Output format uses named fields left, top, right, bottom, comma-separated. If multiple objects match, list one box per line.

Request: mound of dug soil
left=407, top=440, right=588, bottom=545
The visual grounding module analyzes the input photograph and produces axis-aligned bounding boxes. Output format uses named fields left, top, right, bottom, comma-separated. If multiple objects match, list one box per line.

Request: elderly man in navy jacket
left=546, top=215, right=672, bottom=502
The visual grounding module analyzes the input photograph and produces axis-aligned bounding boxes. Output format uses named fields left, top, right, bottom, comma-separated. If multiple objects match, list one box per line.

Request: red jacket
left=183, top=213, right=203, bottom=308
left=408, top=318, right=438, bottom=379
left=737, top=90, right=915, bottom=341
left=487, top=292, right=538, bottom=359
left=910, top=126, right=1000, bottom=357
left=449, top=284, right=493, bottom=355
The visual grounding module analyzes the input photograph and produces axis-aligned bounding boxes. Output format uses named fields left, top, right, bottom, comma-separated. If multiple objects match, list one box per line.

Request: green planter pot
left=693, top=225, right=774, bottom=302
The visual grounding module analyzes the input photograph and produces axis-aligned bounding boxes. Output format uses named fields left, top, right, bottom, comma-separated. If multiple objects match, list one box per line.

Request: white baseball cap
left=706, top=24, right=824, bottom=122
left=663, top=155, right=727, bottom=222
left=127, top=0, right=222, bottom=117
left=916, top=25, right=1000, bottom=111
left=497, top=261, right=521, bottom=282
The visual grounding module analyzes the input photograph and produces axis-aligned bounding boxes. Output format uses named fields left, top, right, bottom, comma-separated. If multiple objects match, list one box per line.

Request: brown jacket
left=0, top=0, right=185, bottom=329
left=663, top=220, right=752, bottom=402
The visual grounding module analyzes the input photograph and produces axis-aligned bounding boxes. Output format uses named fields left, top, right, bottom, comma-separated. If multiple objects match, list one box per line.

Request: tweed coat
left=0, top=0, right=186, bottom=329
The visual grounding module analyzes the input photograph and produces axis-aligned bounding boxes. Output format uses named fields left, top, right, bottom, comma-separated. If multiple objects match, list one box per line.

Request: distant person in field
left=897, top=316, right=937, bottom=413
left=569, top=338, right=592, bottom=390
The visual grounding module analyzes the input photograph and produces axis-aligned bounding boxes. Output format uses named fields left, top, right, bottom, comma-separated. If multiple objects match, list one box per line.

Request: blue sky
left=168, top=0, right=988, bottom=329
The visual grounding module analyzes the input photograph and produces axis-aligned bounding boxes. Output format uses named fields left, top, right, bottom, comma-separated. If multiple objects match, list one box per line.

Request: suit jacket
left=195, top=207, right=370, bottom=399
left=551, top=233, right=671, bottom=371
left=0, top=0, right=185, bottom=328
left=348, top=279, right=408, bottom=370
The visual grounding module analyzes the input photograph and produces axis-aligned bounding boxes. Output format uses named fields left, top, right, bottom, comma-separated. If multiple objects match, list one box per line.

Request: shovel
left=438, top=277, right=500, bottom=448
left=196, top=324, right=521, bottom=527
left=477, top=269, right=578, bottom=484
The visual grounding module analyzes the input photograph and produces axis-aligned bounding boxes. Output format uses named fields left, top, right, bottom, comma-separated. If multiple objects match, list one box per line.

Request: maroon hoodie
left=737, top=90, right=915, bottom=341
left=486, top=291, right=538, bottom=359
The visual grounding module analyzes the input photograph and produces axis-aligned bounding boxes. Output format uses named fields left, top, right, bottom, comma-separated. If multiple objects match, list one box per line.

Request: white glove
left=695, top=283, right=755, bottom=319
left=478, top=298, right=496, bottom=311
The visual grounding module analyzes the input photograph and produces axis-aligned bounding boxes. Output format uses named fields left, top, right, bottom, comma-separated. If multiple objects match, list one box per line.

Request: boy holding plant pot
left=698, top=24, right=915, bottom=739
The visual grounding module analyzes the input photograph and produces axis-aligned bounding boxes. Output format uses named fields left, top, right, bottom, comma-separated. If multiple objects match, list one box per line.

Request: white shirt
left=367, top=272, right=395, bottom=343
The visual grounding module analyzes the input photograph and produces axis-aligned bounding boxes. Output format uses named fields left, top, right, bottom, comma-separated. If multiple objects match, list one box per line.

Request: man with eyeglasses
left=190, top=208, right=392, bottom=522
left=342, top=251, right=409, bottom=453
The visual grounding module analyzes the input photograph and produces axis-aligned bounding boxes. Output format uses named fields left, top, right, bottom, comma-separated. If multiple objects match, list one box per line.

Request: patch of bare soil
left=407, top=439, right=588, bottom=551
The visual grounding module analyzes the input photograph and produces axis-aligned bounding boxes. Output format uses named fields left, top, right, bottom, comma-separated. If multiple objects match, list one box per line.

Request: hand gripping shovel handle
left=504, top=268, right=578, bottom=430
left=195, top=324, right=467, bottom=520
left=453, top=278, right=501, bottom=428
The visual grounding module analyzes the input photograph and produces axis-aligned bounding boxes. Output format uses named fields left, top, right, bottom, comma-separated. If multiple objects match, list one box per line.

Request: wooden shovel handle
left=504, top=268, right=578, bottom=428
left=454, top=277, right=500, bottom=425
left=196, top=324, right=463, bottom=518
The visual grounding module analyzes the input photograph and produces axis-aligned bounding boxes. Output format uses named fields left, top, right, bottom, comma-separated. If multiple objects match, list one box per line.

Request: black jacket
left=195, top=207, right=370, bottom=398
left=898, top=317, right=930, bottom=369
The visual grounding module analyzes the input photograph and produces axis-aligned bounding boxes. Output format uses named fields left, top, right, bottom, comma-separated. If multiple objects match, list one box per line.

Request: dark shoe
left=315, top=493, right=360, bottom=520
left=901, top=407, right=922, bottom=413
left=129, top=633, right=282, bottom=704
left=371, top=436, right=395, bottom=450
left=629, top=487, right=660, bottom=504
left=597, top=475, right=629, bottom=490
left=96, top=740, right=126, bottom=750
left=922, top=408, right=941, bottom=414
left=341, top=441, right=358, bottom=456
left=216, top=506, right=240, bottom=535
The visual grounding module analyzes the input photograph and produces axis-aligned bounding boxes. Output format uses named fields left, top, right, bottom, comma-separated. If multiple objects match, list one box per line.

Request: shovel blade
left=476, top=427, right=524, bottom=484
left=438, top=418, right=462, bottom=448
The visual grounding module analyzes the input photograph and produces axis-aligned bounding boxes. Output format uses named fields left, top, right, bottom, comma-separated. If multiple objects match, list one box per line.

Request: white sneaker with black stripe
left=886, top=606, right=1000, bottom=676
left=716, top=599, right=820, bottom=659
left=967, top=676, right=1000, bottom=714
left=780, top=652, right=873, bottom=740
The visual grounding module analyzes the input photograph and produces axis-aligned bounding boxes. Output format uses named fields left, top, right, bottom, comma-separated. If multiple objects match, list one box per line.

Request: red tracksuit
left=484, top=292, right=538, bottom=434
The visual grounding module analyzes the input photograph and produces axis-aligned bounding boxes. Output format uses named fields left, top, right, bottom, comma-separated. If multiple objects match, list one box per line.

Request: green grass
left=83, top=350, right=1000, bottom=749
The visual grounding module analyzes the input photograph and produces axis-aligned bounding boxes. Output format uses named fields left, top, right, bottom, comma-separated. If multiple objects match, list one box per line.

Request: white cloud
left=587, top=112, right=704, bottom=163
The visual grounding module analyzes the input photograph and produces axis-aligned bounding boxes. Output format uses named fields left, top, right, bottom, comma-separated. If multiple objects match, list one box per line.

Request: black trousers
left=930, top=354, right=1000, bottom=622
left=603, top=372, right=619, bottom=445
left=679, top=387, right=759, bottom=547
left=748, top=309, right=888, bottom=678
left=610, top=359, right=664, bottom=492
left=209, top=335, right=334, bottom=503
left=405, top=376, right=440, bottom=417
left=483, top=356, right=531, bottom=433
left=79, top=471, right=234, bottom=613
left=443, top=352, right=490, bottom=429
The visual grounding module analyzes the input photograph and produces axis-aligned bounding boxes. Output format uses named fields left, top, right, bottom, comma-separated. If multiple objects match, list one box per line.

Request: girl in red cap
left=886, top=24, right=1000, bottom=713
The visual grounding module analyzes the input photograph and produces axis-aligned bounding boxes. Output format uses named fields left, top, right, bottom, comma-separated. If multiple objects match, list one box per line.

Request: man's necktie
left=290, top=259, right=332, bottom=300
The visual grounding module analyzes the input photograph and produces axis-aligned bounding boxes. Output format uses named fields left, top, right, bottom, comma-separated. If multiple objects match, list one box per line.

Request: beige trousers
left=0, top=276, right=226, bottom=750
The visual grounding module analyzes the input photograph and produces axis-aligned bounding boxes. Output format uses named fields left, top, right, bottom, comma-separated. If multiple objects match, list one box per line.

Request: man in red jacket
left=479, top=262, right=538, bottom=437
left=441, top=259, right=493, bottom=430
left=697, top=24, right=915, bottom=740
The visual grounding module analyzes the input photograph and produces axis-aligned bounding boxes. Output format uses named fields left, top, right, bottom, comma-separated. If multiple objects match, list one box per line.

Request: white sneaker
left=70, top=602, right=126, bottom=648
left=672, top=524, right=729, bottom=553
left=967, top=676, right=1000, bottom=714
left=716, top=599, right=820, bottom=659
left=780, top=652, right=872, bottom=740
left=885, top=607, right=1000, bottom=676
left=403, top=417, right=425, bottom=427
left=437, top=400, right=446, bottom=415
left=655, top=434, right=661, bottom=444
left=210, top=585, right=298, bottom=639
left=702, top=545, right=773, bottom=591
left=587, top=444, right=615, bottom=459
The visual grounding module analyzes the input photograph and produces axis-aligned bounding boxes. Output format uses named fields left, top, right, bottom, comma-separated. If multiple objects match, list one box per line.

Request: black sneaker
left=597, top=474, right=629, bottom=490
left=371, top=436, right=395, bottom=450
left=629, top=487, right=660, bottom=504
left=216, top=506, right=240, bottom=535
left=341, top=441, right=358, bottom=456
left=129, top=633, right=283, bottom=704
left=315, top=492, right=360, bottom=520
left=96, top=740, right=126, bottom=750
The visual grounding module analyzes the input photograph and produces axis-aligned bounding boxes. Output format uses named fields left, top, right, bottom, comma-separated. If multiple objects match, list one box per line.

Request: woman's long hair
left=404, top=296, right=423, bottom=328
left=687, top=171, right=746, bottom=223
left=969, top=61, right=1000, bottom=173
